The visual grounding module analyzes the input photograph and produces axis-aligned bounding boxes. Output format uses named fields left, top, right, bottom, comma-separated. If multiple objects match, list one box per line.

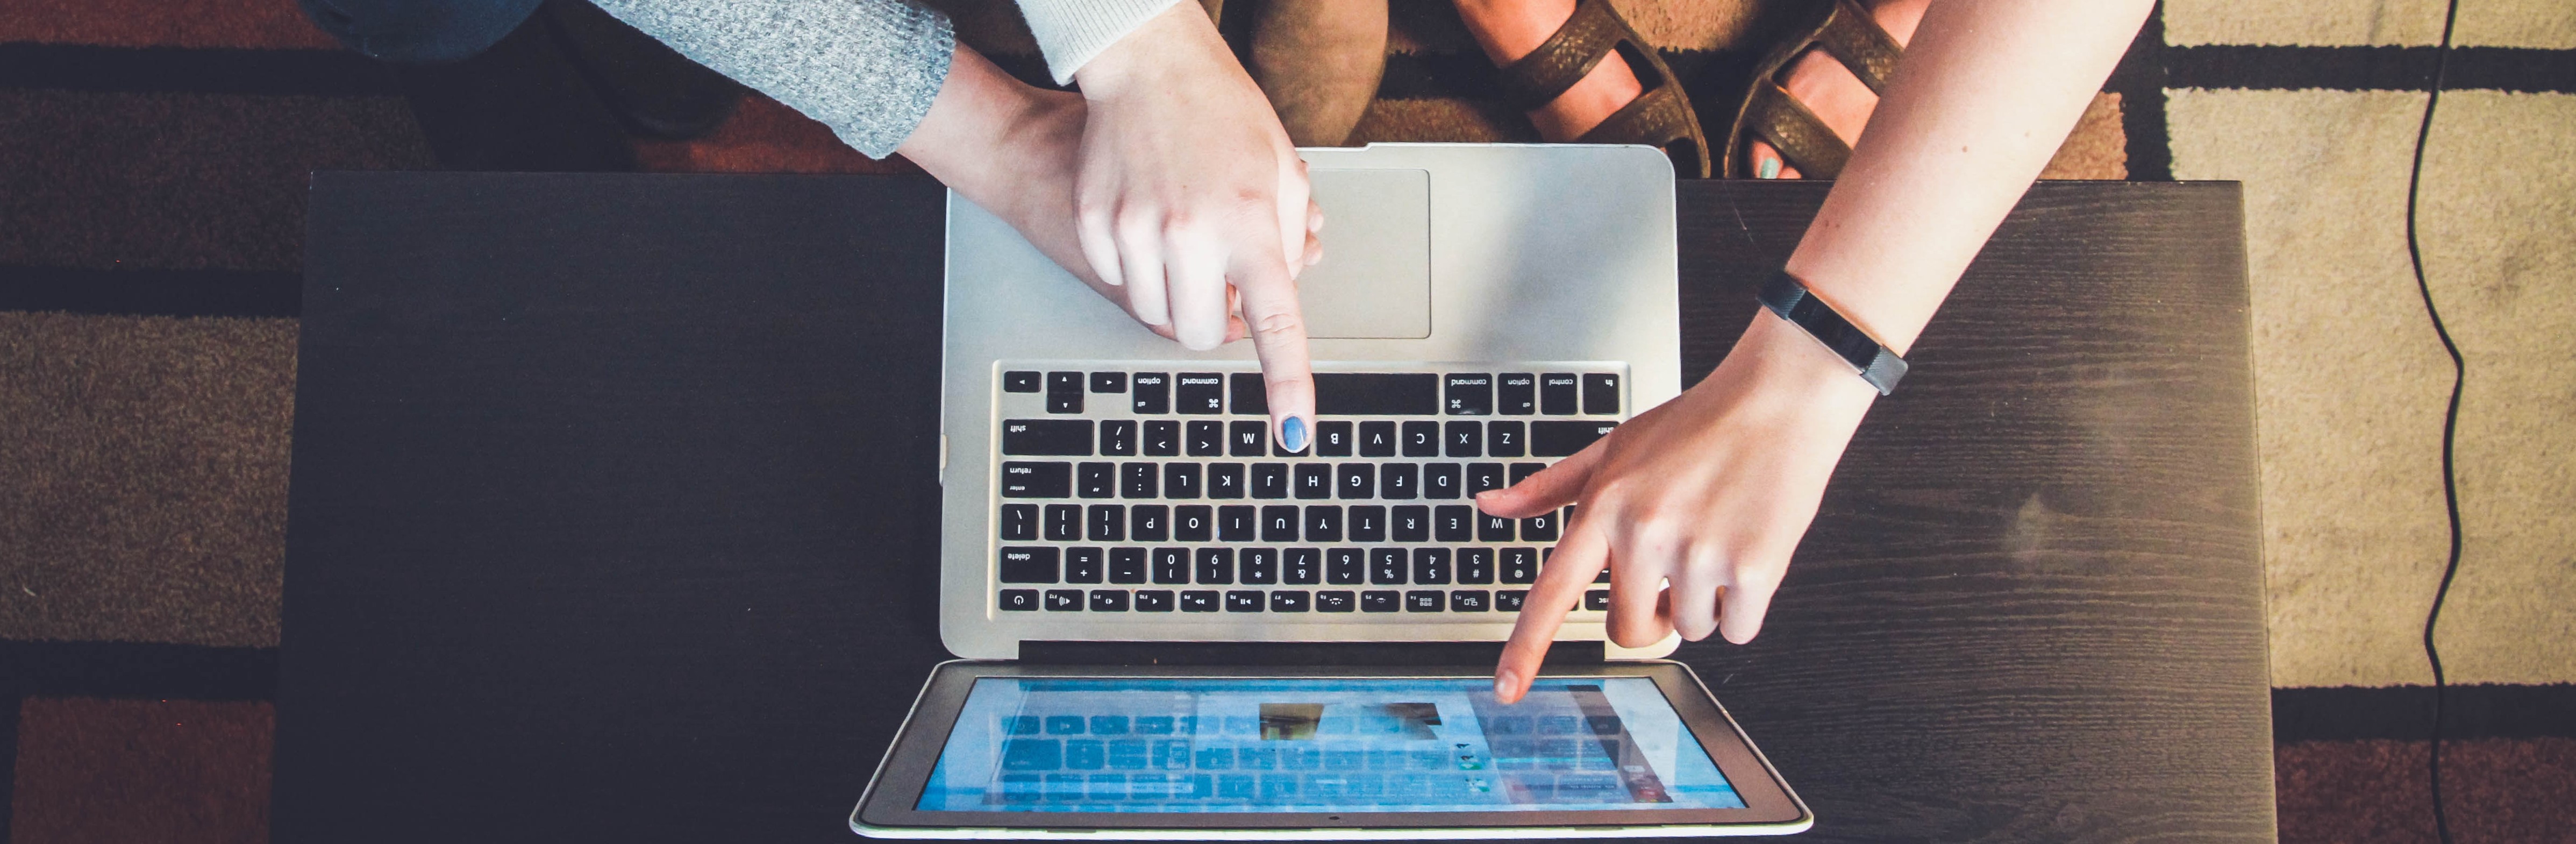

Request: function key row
left=1003, top=371, right=1620, bottom=417
left=1000, top=419, right=1615, bottom=458
left=998, top=503, right=1566, bottom=544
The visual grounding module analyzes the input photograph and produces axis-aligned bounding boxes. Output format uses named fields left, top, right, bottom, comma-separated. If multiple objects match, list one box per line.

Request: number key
left=1326, top=549, right=1365, bottom=584
left=1370, top=549, right=1408, bottom=584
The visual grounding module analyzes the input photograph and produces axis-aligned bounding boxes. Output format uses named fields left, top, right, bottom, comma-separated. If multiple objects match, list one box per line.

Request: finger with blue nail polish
left=1230, top=228, right=1315, bottom=457
left=1280, top=415, right=1310, bottom=453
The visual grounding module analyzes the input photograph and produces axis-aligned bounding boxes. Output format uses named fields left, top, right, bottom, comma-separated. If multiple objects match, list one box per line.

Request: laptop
left=852, top=144, right=1812, bottom=838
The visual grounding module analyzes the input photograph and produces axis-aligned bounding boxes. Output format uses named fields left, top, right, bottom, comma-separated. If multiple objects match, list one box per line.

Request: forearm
left=1016, top=0, right=1181, bottom=84
left=899, top=45, right=1097, bottom=286
left=588, top=0, right=951, bottom=158
left=1786, top=0, right=2151, bottom=354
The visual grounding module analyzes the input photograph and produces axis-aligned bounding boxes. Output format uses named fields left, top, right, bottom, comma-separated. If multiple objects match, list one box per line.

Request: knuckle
left=1629, top=519, right=1684, bottom=553
left=1248, top=309, right=1304, bottom=339
left=1115, top=208, right=1160, bottom=240
left=1682, top=553, right=1727, bottom=579
left=1075, top=196, right=1113, bottom=225
left=1608, top=625, right=1661, bottom=649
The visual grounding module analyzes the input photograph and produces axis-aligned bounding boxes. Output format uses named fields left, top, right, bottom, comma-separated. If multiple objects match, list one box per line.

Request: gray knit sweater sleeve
left=589, top=0, right=953, bottom=159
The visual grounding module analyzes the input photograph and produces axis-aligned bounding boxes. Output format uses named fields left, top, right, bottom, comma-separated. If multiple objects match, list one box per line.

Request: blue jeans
left=301, top=0, right=546, bottom=63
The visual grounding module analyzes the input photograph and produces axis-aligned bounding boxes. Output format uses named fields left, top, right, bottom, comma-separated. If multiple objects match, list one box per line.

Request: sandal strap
left=1815, top=0, right=1903, bottom=94
left=1747, top=80, right=1850, bottom=179
left=1493, top=0, right=1625, bottom=112
left=1574, top=82, right=1690, bottom=147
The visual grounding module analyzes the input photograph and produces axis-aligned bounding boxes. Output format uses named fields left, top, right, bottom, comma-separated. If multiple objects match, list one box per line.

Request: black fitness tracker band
left=1758, top=270, right=1908, bottom=395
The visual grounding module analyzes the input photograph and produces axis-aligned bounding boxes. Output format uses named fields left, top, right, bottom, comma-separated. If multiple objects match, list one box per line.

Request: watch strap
left=1758, top=270, right=1908, bottom=395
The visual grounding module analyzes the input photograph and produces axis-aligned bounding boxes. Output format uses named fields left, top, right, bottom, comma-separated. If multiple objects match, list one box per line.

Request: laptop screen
left=914, top=676, right=1745, bottom=813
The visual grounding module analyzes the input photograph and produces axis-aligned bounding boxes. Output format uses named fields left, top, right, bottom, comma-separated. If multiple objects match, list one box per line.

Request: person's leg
left=1749, top=0, right=1927, bottom=178
left=538, top=0, right=743, bottom=141
left=1240, top=0, right=1388, bottom=147
left=1452, top=0, right=1926, bottom=177
left=300, top=0, right=542, bottom=64
left=1451, top=0, right=1638, bottom=142
left=389, top=7, right=638, bottom=171
left=301, top=0, right=634, bottom=171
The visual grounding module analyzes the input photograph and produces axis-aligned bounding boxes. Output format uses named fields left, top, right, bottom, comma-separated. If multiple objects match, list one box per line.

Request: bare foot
left=1747, top=0, right=1927, bottom=178
left=1451, top=0, right=1642, bottom=141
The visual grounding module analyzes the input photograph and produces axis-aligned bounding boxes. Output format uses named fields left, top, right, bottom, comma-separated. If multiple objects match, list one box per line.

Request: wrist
left=1069, top=3, right=1221, bottom=102
left=1730, top=308, right=1883, bottom=412
left=902, top=46, right=1038, bottom=194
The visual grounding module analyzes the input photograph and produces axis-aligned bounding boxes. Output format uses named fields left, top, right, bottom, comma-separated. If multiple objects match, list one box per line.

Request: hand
left=895, top=45, right=1311, bottom=347
left=1480, top=312, right=1881, bottom=703
left=1071, top=2, right=1321, bottom=449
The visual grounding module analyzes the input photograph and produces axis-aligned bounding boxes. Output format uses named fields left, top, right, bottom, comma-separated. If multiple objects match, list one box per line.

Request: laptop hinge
left=1017, top=641, right=1606, bottom=666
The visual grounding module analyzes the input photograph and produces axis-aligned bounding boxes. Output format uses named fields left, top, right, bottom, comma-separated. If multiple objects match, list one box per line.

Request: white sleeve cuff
left=1016, top=0, right=1184, bottom=84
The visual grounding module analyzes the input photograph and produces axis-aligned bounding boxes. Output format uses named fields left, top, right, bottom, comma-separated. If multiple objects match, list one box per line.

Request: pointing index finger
left=1228, top=236, right=1315, bottom=452
left=1494, top=513, right=1610, bottom=704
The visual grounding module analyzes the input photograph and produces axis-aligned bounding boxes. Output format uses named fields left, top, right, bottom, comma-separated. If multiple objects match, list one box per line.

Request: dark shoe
left=540, top=0, right=743, bottom=141
left=390, top=4, right=636, bottom=172
left=1490, top=0, right=1710, bottom=178
left=1720, top=0, right=1905, bottom=179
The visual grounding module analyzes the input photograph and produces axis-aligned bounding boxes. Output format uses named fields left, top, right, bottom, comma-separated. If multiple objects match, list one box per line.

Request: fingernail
left=1280, top=416, right=1309, bottom=453
left=1758, top=157, right=1781, bottom=180
left=1494, top=669, right=1518, bottom=699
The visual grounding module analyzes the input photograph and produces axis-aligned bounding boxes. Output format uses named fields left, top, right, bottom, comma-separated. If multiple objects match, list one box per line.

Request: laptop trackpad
left=1300, top=168, right=1430, bottom=339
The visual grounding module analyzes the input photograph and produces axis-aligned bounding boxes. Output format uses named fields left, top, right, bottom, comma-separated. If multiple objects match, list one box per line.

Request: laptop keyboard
left=991, top=363, right=1621, bottom=620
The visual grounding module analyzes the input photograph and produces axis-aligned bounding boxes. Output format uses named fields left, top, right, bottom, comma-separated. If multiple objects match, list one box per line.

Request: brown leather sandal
left=1492, top=0, right=1711, bottom=179
left=1721, top=0, right=1906, bottom=179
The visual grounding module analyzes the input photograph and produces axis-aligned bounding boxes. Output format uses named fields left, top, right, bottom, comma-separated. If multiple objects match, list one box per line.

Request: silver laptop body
left=938, top=144, right=1682, bottom=661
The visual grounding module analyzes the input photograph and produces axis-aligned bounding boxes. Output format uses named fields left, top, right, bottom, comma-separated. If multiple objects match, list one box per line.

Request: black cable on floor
left=2403, top=2, right=2465, bottom=843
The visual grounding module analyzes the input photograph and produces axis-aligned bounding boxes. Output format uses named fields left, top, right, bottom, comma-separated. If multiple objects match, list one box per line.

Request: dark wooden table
left=279, top=173, right=2270, bottom=842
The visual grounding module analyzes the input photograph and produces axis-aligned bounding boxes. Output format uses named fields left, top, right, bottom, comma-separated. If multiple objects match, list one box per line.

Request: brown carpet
left=9, top=698, right=273, bottom=844
left=0, top=90, right=429, bottom=272
left=0, top=313, right=295, bottom=648
left=2277, top=737, right=2576, bottom=843
left=0, top=0, right=338, bottom=49
left=2, top=1, right=2568, bottom=842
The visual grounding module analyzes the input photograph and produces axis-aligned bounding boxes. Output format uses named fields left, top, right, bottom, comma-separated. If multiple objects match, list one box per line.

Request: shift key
left=1530, top=421, right=1617, bottom=457
left=1002, top=419, right=1093, bottom=455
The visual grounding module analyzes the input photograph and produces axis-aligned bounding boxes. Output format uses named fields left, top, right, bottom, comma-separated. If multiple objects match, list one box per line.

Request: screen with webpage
left=915, top=677, right=1745, bottom=813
